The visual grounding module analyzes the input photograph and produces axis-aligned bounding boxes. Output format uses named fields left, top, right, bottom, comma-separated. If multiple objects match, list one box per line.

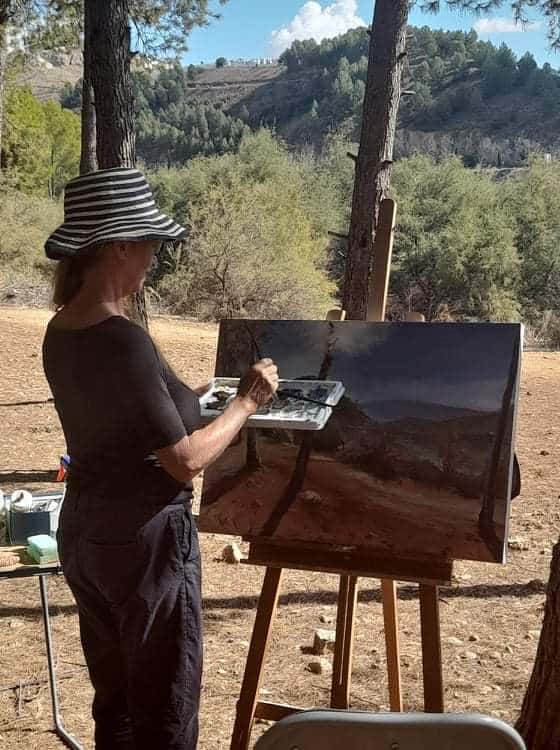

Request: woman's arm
left=192, top=383, right=212, bottom=397
left=155, top=359, right=278, bottom=483
left=192, top=382, right=211, bottom=397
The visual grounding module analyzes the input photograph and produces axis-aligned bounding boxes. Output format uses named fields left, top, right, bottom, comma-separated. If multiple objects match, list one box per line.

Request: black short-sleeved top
left=42, top=315, right=201, bottom=505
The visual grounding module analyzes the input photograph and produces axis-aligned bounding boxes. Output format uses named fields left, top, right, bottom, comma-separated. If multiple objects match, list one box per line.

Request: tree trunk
left=516, top=540, right=560, bottom=749
left=342, top=0, right=409, bottom=320
left=0, top=19, right=8, bottom=174
left=80, top=78, right=97, bottom=174
left=80, top=0, right=97, bottom=174
left=86, top=0, right=147, bottom=330
left=88, top=0, right=135, bottom=169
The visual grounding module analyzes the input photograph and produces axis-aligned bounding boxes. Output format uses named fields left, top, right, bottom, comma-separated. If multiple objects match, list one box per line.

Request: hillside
left=18, top=25, right=560, bottom=167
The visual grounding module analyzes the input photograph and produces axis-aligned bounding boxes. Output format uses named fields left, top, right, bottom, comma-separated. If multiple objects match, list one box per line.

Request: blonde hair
left=52, top=249, right=102, bottom=310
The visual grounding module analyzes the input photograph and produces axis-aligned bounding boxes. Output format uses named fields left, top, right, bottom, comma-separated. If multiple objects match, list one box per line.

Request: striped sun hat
left=45, top=167, right=187, bottom=260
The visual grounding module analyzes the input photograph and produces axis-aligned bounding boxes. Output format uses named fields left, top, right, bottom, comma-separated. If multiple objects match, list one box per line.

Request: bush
left=153, top=132, right=335, bottom=319
left=389, top=155, right=520, bottom=322
left=0, top=187, right=62, bottom=271
left=4, top=87, right=80, bottom=197
left=505, top=157, right=560, bottom=321
left=524, top=311, right=560, bottom=349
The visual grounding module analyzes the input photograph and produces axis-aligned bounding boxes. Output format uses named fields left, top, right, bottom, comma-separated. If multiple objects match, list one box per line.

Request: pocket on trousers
left=80, top=538, right=145, bottom=607
left=169, top=506, right=200, bottom=569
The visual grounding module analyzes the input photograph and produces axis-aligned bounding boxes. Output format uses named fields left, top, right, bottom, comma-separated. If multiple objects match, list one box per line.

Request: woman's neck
left=54, top=293, right=128, bottom=329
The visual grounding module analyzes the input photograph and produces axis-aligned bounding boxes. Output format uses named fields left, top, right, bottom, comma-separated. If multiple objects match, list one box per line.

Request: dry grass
left=0, top=306, right=559, bottom=749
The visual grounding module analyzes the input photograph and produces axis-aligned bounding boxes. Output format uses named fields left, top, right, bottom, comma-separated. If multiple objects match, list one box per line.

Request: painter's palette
left=199, top=378, right=345, bottom=431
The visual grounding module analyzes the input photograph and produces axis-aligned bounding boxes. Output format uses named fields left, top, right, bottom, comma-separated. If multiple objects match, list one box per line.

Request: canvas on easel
left=199, top=320, right=522, bottom=565
left=197, top=195, right=523, bottom=750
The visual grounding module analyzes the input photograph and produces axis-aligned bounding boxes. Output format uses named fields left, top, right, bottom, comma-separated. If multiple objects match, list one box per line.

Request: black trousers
left=58, top=488, right=202, bottom=750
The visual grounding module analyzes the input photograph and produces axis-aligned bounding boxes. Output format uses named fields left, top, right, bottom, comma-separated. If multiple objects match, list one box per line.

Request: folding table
left=0, top=548, right=82, bottom=749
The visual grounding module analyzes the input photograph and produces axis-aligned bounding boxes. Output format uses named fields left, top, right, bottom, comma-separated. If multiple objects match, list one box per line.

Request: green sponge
left=27, top=534, right=59, bottom=564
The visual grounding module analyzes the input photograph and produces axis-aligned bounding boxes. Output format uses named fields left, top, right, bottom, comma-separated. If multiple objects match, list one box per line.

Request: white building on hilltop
left=6, top=26, right=25, bottom=54
left=225, top=57, right=278, bottom=67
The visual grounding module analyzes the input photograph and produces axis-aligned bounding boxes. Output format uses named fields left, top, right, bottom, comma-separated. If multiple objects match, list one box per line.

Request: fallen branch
left=0, top=669, right=86, bottom=694
left=0, top=399, right=53, bottom=407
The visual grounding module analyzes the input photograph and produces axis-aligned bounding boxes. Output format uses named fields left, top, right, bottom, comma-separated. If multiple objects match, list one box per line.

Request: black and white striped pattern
left=45, top=167, right=187, bottom=260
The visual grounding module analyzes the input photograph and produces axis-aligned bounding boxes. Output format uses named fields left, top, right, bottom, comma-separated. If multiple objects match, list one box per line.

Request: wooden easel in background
left=229, top=199, right=452, bottom=750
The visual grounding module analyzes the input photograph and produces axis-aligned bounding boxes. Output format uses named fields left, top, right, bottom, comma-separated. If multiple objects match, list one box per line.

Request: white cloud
left=269, top=0, right=367, bottom=58
left=474, top=16, right=543, bottom=34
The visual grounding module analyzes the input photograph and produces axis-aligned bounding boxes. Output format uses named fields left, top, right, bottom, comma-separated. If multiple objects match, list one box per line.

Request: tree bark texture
left=88, top=0, right=135, bottom=169
left=85, top=0, right=147, bottom=329
left=342, top=0, right=409, bottom=320
left=0, top=19, right=8, bottom=172
left=80, top=0, right=98, bottom=174
left=80, top=78, right=98, bottom=174
left=516, top=539, right=560, bottom=749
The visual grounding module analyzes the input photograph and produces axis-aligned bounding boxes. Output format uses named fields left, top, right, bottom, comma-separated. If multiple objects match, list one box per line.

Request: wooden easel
left=229, top=199, right=452, bottom=750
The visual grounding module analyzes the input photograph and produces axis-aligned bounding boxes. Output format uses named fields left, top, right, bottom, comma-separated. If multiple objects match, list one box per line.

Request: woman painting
left=42, top=167, right=278, bottom=749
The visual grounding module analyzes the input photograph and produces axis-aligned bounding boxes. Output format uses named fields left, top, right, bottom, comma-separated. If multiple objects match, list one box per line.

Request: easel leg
left=381, top=578, right=403, bottom=711
left=330, top=575, right=358, bottom=709
left=230, top=567, right=283, bottom=750
left=419, top=584, right=444, bottom=712
left=39, top=575, right=82, bottom=749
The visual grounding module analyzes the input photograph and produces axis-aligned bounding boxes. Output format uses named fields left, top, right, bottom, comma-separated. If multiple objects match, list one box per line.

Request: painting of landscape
left=199, top=321, right=522, bottom=564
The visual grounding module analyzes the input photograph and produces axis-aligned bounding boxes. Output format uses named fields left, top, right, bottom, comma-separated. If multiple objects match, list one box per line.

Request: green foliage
left=0, top=184, right=62, bottom=271
left=128, top=0, right=229, bottom=55
left=276, top=23, right=560, bottom=157
left=151, top=131, right=335, bottom=319
left=279, top=28, right=369, bottom=73
left=54, top=23, right=560, bottom=169
left=516, top=52, right=538, bottom=86
left=2, top=122, right=560, bottom=339
left=3, top=87, right=50, bottom=194
left=389, top=155, right=520, bottom=321
left=186, top=64, right=202, bottom=80
left=21, top=0, right=230, bottom=57
left=3, top=86, right=80, bottom=196
left=60, top=64, right=251, bottom=165
left=416, top=1, right=560, bottom=51
left=504, top=157, right=560, bottom=321
left=481, top=43, right=517, bottom=97
left=215, top=56, right=227, bottom=68
left=43, top=100, right=81, bottom=195
left=60, top=80, right=81, bottom=109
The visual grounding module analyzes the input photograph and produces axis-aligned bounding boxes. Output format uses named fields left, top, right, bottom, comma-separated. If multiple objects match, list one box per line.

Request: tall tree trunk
left=342, top=0, right=409, bottom=320
left=516, top=540, right=560, bottom=749
left=88, top=0, right=135, bottom=168
left=80, top=0, right=97, bottom=174
left=0, top=18, right=8, bottom=174
left=86, top=0, right=147, bottom=329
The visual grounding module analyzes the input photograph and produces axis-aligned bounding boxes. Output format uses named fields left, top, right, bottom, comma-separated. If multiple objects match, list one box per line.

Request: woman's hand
left=155, top=358, right=279, bottom=483
left=237, top=358, right=279, bottom=412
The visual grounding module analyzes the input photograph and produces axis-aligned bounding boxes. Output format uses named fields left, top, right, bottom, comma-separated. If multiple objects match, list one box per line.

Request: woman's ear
left=115, top=242, right=129, bottom=260
left=102, top=242, right=122, bottom=262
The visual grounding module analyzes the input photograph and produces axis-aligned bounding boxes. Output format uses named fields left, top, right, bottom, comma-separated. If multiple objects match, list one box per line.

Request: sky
left=183, top=0, right=556, bottom=68
left=218, top=320, right=520, bottom=414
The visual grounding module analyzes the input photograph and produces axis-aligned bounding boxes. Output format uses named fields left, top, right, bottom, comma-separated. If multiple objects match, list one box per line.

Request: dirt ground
left=0, top=307, right=558, bottom=749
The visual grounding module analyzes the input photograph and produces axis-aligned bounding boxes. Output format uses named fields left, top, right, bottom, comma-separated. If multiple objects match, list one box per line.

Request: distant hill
left=359, top=399, right=488, bottom=424
left=21, top=25, right=560, bottom=167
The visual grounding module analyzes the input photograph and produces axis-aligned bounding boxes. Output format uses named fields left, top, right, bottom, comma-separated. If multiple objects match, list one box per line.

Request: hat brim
left=45, top=212, right=187, bottom=260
